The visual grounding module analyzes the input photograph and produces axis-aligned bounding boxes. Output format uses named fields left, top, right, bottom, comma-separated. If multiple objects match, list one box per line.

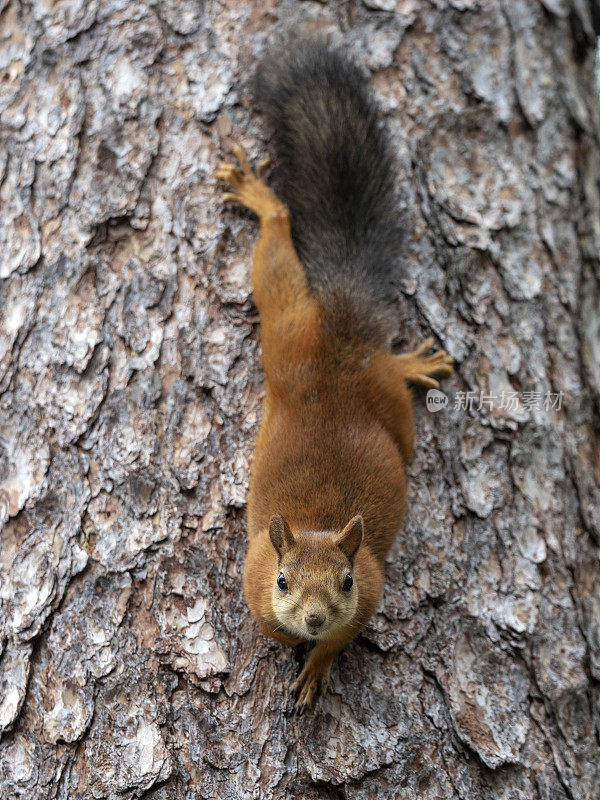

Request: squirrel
left=217, top=41, right=453, bottom=710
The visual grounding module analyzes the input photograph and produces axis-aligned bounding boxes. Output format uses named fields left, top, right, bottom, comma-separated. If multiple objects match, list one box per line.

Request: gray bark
left=1, top=0, right=600, bottom=798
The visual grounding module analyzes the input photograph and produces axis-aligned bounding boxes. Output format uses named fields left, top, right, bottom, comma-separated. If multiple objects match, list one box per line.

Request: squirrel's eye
left=342, top=573, right=353, bottom=592
left=277, top=572, right=288, bottom=591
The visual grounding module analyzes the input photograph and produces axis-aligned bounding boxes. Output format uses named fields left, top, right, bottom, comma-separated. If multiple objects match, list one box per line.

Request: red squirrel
left=217, top=41, right=453, bottom=710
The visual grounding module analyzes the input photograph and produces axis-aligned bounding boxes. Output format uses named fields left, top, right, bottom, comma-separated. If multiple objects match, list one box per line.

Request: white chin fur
left=305, top=626, right=327, bottom=641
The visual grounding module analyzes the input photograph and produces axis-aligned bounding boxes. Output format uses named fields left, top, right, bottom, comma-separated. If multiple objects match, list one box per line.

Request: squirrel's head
left=268, top=514, right=363, bottom=641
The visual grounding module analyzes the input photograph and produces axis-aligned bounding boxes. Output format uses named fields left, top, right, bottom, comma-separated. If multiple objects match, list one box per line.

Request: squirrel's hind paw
left=216, top=145, right=286, bottom=221
left=395, top=341, right=454, bottom=389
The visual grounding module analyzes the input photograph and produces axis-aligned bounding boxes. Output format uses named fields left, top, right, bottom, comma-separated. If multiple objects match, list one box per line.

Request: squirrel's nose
left=305, top=612, right=326, bottom=629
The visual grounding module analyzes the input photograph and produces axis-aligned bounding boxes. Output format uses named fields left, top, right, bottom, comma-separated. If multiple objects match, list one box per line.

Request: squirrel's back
left=254, top=41, right=404, bottom=340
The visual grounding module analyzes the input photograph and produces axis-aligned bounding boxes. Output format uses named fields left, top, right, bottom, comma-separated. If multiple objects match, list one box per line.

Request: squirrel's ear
left=335, top=515, right=364, bottom=561
left=269, top=515, right=295, bottom=556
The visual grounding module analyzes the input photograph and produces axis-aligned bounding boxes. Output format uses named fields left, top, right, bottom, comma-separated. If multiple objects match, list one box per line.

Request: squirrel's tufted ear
left=335, top=515, right=364, bottom=561
left=269, top=515, right=295, bottom=556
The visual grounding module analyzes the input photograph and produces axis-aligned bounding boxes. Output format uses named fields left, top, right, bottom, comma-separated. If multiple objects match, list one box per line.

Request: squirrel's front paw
left=291, top=662, right=330, bottom=713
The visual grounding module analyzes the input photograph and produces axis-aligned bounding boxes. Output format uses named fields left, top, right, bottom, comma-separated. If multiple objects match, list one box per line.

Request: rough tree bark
left=1, top=0, right=600, bottom=798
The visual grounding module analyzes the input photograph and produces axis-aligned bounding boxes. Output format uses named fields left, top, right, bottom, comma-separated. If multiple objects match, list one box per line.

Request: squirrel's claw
left=232, top=143, right=251, bottom=174
left=216, top=144, right=284, bottom=220
left=394, top=340, right=454, bottom=389
left=216, top=163, right=243, bottom=186
left=257, top=157, right=271, bottom=178
left=291, top=666, right=329, bottom=712
left=411, top=337, right=435, bottom=357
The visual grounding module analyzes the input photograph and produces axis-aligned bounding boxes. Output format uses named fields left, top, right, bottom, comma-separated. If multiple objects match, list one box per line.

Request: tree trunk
left=1, top=0, right=600, bottom=797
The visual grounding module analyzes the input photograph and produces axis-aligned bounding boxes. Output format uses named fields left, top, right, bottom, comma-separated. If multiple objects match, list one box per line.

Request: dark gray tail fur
left=254, top=40, right=403, bottom=335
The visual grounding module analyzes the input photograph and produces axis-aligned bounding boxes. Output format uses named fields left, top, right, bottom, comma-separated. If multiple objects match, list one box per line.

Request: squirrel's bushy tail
left=254, top=40, right=403, bottom=336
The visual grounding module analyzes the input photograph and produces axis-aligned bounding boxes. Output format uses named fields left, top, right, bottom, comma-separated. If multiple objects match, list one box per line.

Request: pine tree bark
left=1, top=1, right=600, bottom=798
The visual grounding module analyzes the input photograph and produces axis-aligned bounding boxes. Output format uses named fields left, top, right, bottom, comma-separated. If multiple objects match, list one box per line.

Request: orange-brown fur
left=217, top=146, right=452, bottom=709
